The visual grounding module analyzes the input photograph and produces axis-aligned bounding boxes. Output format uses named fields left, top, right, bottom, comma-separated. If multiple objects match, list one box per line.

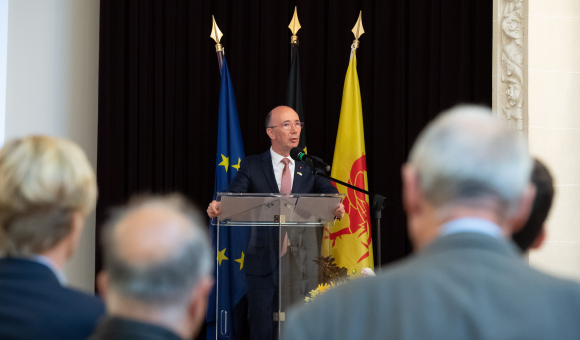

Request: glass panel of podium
left=212, top=193, right=344, bottom=340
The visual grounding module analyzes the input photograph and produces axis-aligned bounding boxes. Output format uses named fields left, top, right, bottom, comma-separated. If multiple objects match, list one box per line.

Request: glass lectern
left=212, top=192, right=344, bottom=340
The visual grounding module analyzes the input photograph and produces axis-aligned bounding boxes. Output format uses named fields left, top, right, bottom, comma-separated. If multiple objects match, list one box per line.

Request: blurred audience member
left=283, top=106, right=580, bottom=340
left=512, top=158, right=554, bottom=253
left=0, top=136, right=104, bottom=340
left=91, top=194, right=213, bottom=340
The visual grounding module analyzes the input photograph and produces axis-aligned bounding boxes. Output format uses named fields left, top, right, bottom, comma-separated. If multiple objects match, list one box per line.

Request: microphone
left=290, top=147, right=331, bottom=173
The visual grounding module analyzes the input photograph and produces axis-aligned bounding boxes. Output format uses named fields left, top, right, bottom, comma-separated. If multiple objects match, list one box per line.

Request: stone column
left=494, top=0, right=580, bottom=281
left=493, top=0, right=526, bottom=132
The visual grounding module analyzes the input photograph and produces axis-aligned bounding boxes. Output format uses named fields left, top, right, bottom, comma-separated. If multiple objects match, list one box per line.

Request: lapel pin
left=297, top=172, right=302, bottom=176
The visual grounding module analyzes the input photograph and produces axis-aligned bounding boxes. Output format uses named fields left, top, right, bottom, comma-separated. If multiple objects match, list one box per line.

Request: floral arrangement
left=304, top=255, right=375, bottom=304
left=304, top=282, right=339, bottom=304
left=314, top=255, right=349, bottom=284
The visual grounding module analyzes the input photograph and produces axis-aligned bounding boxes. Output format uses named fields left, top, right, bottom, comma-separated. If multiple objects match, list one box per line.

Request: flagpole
left=351, top=11, right=364, bottom=55
left=351, top=12, right=392, bottom=267
left=207, top=19, right=248, bottom=339
left=347, top=11, right=391, bottom=268
left=286, top=7, right=307, bottom=151
left=210, top=15, right=224, bottom=73
left=208, top=16, right=225, bottom=340
left=348, top=11, right=385, bottom=267
left=288, top=7, right=301, bottom=58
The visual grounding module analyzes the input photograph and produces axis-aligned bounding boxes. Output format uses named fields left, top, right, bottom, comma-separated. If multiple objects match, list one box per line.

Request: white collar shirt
left=31, top=254, right=67, bottom=285
left=270, top=147, right=295, bottom=192
left=439, top=217, right=504, bottom=239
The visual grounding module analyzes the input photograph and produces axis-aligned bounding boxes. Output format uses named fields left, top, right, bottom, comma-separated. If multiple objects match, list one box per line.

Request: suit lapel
left=292, top=161, right=305, bottom=193
left=261, top=151, right=279, bottom=193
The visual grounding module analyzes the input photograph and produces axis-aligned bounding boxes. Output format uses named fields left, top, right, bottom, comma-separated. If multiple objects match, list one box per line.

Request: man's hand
left=333, top=202, right=345, bottom=219
left=207, top=200, right=221, bottom=218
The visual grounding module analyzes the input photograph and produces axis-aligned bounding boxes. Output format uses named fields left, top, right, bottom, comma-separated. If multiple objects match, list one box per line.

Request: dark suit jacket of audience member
left=90, top=316, right=181, bottom=340
left=0, top=258, right=105, bottom=340
left=283, top=232, right=580, bottom=340
left=226, top=150, right=338, bottom=276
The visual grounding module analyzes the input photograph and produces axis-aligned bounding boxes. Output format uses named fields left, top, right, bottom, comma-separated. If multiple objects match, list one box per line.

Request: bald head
left=265, top=106, right=301, bottom=156
left=114, top=204, right=195, bottom=266
left=265, top=106, right=297, bottom=129
left=102, top=195, right=212, bottom=306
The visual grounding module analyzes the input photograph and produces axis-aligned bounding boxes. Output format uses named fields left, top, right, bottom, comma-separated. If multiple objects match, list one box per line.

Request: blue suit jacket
left=227, top=150, right=337, bottom=195
left=0, top=258, right=105, bottom=340
left=226, top=150, right=337, bottom=276
left=90, top=316, right=182, bottom=340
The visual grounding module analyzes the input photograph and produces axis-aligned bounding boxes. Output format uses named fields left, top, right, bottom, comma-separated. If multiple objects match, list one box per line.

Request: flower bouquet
left=304, top=255, right=377, bottom=304
left=304, top=255, right=349, bottom=304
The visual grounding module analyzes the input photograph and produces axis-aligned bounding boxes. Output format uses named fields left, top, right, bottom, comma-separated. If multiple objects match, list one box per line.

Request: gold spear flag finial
left=288, top=6, right=301, bottom=44
left=351, top=11, right=364, bottom=49
left=210, top=15, right=224, bottom=52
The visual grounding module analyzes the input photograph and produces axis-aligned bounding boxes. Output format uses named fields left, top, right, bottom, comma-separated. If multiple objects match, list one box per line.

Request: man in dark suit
left=283, top=105, right=580, bottom=340
left=91, top=195, right=214, bottom=340
left=207, top=106, right=344, bottom=339
left=207, top=106, right=343, bottom=209
left=0, top=135, right=105, bottom=340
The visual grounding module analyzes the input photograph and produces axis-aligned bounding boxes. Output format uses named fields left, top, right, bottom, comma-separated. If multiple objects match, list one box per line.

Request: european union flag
left=206, top=57, right=248, bottom=340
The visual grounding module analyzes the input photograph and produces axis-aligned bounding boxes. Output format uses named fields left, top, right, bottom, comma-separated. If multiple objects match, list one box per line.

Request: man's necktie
left=280, top=158, right=292, bottom=194
left=280, top=158, right=291, bottom=256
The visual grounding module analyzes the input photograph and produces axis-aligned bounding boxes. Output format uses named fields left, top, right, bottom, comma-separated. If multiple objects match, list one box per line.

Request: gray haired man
left=283, top=106, right=580, bottom=340
left=91, top=195, right=213, bottom=340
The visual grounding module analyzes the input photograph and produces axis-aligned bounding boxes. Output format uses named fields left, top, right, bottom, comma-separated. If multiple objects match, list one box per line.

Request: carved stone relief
left=500, top=0, right=524, bottom=131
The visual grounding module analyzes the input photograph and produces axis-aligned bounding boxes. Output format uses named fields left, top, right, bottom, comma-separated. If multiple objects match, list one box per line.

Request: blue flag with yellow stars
left=206, top=57, right=249, bottom=340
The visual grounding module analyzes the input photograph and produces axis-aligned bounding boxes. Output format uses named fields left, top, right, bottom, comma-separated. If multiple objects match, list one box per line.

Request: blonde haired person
left=0, top=136, right=105, bottom=340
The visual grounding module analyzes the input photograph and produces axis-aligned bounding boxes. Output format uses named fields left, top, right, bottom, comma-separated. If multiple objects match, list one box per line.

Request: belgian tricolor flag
left=285, top=43, right=306, bottom=152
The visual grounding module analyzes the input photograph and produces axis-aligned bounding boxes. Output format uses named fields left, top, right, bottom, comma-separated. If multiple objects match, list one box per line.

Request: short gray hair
left=265, top=109, right=274, bottom=129
left=102, top=194, right=213, bottom=305
left=408, top=105, right=532, bottom=216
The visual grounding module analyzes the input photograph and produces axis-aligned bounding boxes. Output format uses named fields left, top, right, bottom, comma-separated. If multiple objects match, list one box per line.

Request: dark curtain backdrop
left=97, top=0, right=491, bottom=274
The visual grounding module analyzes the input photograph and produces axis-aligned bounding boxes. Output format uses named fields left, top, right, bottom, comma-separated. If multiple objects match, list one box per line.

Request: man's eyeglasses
left=268, top=122, right=305, bottom=130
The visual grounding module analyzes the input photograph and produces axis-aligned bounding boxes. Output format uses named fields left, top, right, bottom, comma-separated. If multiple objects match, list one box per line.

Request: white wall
left=5, top=0, right=100, bottom=293
left=526, top=0, right=580, bottom=282
left=0, top=0, right=8, bottom=146
left=493, top=0, right=580, bottom=282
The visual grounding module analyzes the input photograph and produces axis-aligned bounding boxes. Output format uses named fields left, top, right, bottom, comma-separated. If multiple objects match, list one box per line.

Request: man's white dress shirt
left=270, top=147, right=295, bottom=192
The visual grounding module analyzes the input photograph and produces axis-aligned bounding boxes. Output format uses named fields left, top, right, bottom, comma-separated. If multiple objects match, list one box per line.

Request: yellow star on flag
left=217, top=248, right=228, bottom=266
left=232, top=158, right=242, bottom=171
left=234, top=252, right=245, bottom=270
left=219, top=154, right=229, bottom=172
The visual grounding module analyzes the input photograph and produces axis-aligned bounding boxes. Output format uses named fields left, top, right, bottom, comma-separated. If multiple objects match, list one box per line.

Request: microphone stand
left=304, top=159, right=391, bottom=268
